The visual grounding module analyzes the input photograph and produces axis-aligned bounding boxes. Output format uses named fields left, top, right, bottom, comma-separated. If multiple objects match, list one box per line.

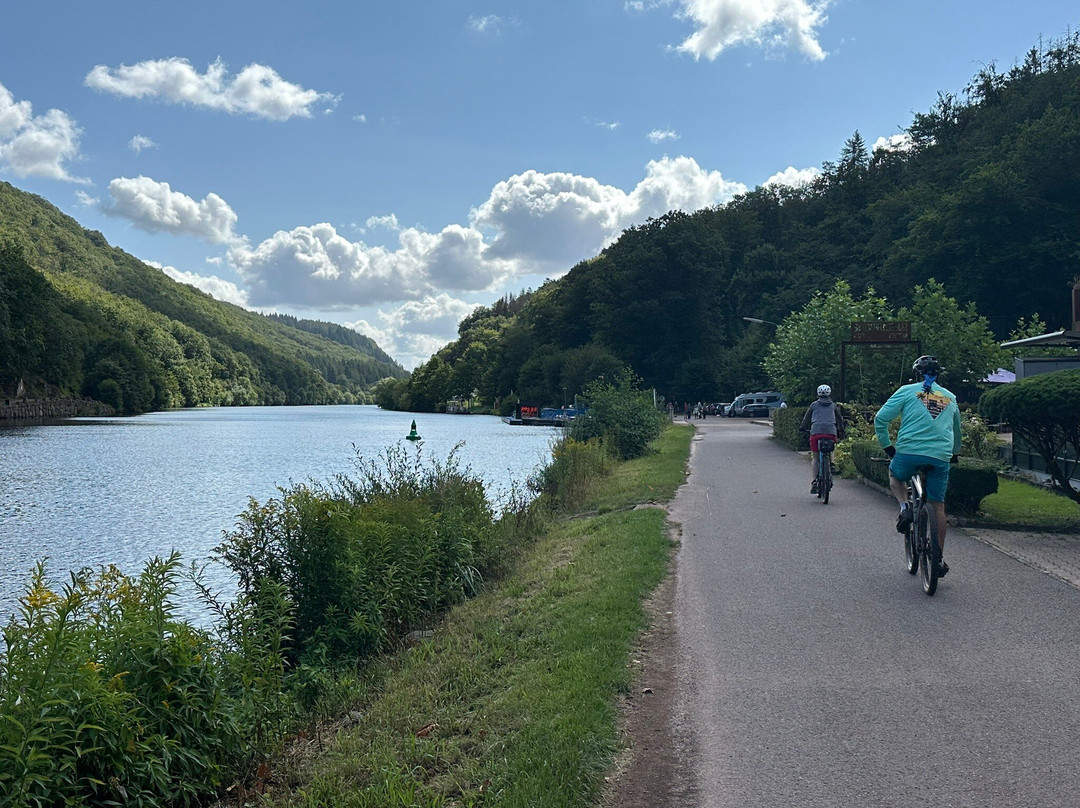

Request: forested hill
left=379, top=31, right=1080, bottom=413
left=0, top=181, right=407, bottom=414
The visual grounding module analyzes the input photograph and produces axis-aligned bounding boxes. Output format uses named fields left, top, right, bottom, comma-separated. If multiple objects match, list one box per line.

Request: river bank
left=0, top=397, right=115, bottom=422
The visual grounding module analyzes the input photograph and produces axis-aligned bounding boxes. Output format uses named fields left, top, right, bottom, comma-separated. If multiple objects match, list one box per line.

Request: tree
left=898, top=279, right=1005, bottom=401
left=570, top=369, right=665, bottom=460
left=762, top=280, right=892, bottom=404
left=980, top=369, right=1080, bottom=503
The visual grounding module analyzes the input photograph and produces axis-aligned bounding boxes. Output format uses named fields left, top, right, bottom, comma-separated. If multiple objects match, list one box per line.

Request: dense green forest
left=0, top=183, right=407, bottom=413
left=379, top=32, right=1080, bottom=413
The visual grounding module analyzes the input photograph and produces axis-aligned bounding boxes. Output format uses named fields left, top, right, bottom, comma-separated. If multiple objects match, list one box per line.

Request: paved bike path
left=667, top=419, right=1080, bottom=808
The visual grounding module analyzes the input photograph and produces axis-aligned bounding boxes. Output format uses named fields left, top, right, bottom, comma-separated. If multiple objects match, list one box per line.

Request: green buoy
left=406, top=420, right=420, bottom=441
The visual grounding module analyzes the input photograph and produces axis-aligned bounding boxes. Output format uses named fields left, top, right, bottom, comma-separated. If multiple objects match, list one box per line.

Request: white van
left=726, top=391, right=786, bottom=417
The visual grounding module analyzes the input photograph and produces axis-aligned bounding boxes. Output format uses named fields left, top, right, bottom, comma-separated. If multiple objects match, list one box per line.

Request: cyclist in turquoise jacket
left=874, top=355, right=963, bottom=577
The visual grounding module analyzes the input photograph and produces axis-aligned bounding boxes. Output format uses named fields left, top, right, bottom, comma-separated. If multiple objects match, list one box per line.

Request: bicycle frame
left=816, top=444, right=833, bottom=504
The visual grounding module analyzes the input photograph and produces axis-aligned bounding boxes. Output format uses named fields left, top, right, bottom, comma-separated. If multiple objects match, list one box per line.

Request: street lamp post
left=743, top=316, right=781, bottom=327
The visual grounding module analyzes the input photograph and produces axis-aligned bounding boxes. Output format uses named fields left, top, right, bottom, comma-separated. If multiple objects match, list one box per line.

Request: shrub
left=850, top=439, right=999, bottom=514
left=981, top=369, right=1080, bottom=503
left=850, top=439, right=891, bottom=487
left=535, top=436, right=613, bottom=512
left=570, top=370, right=665, bottom=460
left=0, top=556, right=248, bottom=807
left=214, top=444, right=497, bottom=665
left=945, top=460, right=1000, bottom=515
left=772, top=406, right=809, bottom=450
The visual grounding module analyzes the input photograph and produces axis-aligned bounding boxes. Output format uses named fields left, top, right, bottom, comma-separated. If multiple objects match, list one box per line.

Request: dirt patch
left=599, top=536, right=683, bottom=808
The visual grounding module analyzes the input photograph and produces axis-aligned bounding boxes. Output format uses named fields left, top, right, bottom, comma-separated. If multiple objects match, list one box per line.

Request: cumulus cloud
left=129, top=134, right=156, bottom=154
left=0, top=81, right=86, bottom=182
left=145, top=260, right=251, bottom=307
left=102, top=176, right=240, bottom=245
left=348, top=295, right=481, bottom=369
left=226, top=158, right=745, bottom=341
left=872, top=133, right=913, bottom=153
left=675, top=0, right=830, bottom=61
left=763, top=165, right=820, bottom=188
left=85, top=58, right=337, bottom=120
left=228, top=221, right=513, bottom=309
left=648, top=128, right=680, bottom=143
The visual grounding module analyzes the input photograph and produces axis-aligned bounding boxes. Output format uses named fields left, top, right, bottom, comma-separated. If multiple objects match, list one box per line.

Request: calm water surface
left=0, top=406, right=558, bottom=622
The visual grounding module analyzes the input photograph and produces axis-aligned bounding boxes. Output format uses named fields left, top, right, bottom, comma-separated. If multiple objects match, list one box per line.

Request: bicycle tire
left=904, top=500, right=919, bottom=575
left=919, top=506, right=939, bottom=596
left=822, top=453, right=831, bottom=505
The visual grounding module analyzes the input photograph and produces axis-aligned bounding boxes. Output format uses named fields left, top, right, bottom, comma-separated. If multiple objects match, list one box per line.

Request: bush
left=849, top=439, right=999, bottom=514
left=945, top=459, right=1000, bottom=515
left=772, top=406, right=809, bottom=450
left=850, top=439, right=891, bottom=486
left=570, top=371, right=665, bottom=460
left=981, top=369, right=1080, bottom=503
left=535, top=436, right=613, bottom=512
left=215, top=444, right=497, bottom=665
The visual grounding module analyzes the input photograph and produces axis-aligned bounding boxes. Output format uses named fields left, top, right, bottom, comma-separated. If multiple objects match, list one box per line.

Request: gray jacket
left=800, top=396, right=845, bottom=437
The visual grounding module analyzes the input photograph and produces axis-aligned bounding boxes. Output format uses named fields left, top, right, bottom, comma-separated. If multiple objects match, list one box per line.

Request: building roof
left=999, top=330, right=1080, bottom=349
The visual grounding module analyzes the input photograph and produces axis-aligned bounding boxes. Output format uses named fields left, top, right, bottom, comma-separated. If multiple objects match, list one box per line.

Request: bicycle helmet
left=912, top=355, right=941, bottom=376
left=816, top=384, right=831, bottom=397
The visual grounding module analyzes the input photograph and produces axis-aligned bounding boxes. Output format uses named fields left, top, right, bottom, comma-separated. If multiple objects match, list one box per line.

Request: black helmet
left=912, top=355, right=941, bottom=376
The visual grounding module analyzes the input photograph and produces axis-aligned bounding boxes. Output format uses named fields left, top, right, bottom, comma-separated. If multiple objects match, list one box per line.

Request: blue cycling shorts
left=889, top=453, right=950, bottom=502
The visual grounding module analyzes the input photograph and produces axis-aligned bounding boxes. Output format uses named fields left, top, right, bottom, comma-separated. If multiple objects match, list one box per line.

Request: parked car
left=727, top=391, right=786, bottom=417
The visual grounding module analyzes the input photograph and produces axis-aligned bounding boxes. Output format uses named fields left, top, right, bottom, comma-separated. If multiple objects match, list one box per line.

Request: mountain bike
left=815, top=437, right=835, bottom=505
left=873, top=459, right=941, bottom=595
left=904, top=464, right=942, bottom=595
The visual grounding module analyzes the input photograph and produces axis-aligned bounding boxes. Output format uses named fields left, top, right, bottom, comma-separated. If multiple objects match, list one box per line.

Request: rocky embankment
left=0, top=397, right=115, bottom=422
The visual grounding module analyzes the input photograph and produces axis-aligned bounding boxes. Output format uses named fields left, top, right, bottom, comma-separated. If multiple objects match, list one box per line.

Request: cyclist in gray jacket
left=800, top=384, right=845, bottom=494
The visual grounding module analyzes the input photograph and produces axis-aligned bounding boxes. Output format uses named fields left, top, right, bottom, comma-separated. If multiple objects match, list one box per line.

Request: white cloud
left=85, top=57, right=337, bottom=120
left=146, top=260, right=250, bottom=307
left=348, top=294, right=480, bottom=369
left=353, top=113, right=367, bottom=123
left=226, top=158, right=744, bottom=348
left=647, top=128, right=680, bottom=143
left=596, top=120, right=620, bottom=131
left=675, top=0, right=830, bottom=61
left=228, top=221, right=513, bottom=309
left=468, top=14, right=504, bottom=33
left=470, top=157, right=745, bottom=271
left=763, top=165, right=820, bottom=188
left=102, top=176, right=240, bottom=245
left=75, top=190, right=99, bottom=207
left=0, top=81, right=86, bottom=183
left=366, top=213, right=401, bottom=232
left=872, top=133, right=913, bottom=153
left=129, top=134, right=156, bottom=154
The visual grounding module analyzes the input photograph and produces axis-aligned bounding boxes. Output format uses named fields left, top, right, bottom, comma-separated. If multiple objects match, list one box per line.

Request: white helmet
left=817, top=384, right=831, bottom=397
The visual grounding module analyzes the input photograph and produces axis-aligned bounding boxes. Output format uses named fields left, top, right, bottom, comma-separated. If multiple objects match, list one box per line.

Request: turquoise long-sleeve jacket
left=874, top=382, right=963, bottom=462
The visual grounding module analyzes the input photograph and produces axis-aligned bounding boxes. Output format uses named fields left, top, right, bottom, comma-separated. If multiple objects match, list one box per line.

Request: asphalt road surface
left=664, top=418, right=1080, bottom=808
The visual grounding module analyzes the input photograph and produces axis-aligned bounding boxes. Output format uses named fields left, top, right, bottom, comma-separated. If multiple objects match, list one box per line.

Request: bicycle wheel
left=904, top=500, right=919, bottom=575
left=918, top=505, right=939, bottom=596
left=822, top=453, right=831, bottom=505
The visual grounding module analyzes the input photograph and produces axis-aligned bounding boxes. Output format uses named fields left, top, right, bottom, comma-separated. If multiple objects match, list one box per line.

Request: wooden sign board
left=850, top=321, right=911, bottom=343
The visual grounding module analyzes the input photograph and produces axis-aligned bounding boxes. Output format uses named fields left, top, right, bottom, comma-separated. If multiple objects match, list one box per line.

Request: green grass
left=977, top=477, right=1080, bottom=531
left=583, top=425, right=692, bottom=514
left=261, top=424, right=691, bottom=806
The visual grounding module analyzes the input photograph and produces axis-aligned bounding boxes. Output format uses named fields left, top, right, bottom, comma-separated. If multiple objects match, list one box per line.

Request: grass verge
left=257, top=424, right=693, bottom=806
left=976, top=477, right=1080, bottom=532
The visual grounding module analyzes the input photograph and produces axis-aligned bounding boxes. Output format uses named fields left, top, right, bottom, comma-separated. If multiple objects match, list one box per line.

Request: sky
left=2, top=1, right=1077, bottom=369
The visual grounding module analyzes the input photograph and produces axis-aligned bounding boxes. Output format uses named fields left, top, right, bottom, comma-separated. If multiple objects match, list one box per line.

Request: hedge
left=850, top=439, right=999, bottom=515
left=772, top=406, right=809, bottom=450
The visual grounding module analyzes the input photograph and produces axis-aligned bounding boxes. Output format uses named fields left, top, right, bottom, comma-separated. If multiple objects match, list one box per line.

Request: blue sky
left=2, top=1, right=1076, bottom=368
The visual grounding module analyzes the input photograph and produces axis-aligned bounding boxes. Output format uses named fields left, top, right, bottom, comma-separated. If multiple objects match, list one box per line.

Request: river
left=0, top=405, right=559, bottom=623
